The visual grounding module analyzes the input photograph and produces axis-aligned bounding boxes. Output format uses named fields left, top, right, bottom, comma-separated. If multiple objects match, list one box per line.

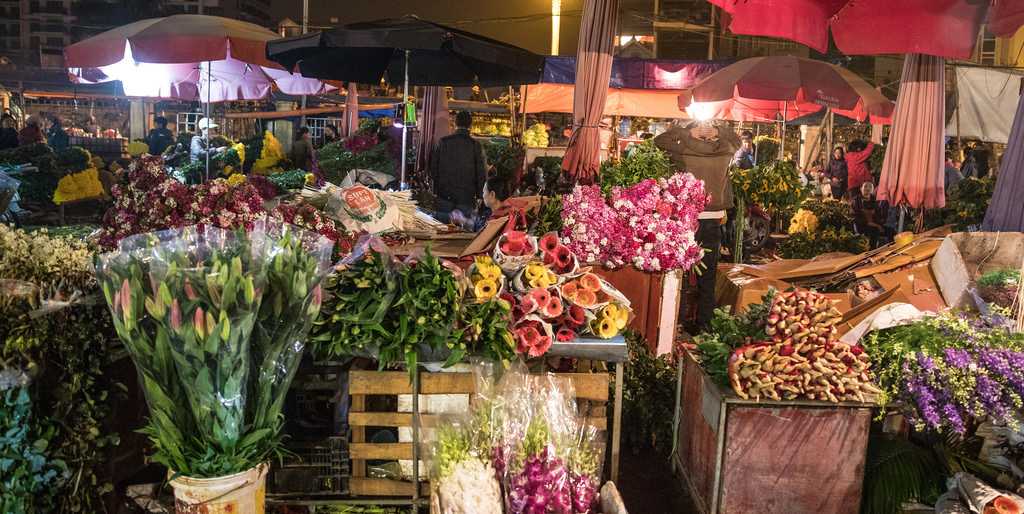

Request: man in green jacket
left=654, top=121, right=740, bottom=332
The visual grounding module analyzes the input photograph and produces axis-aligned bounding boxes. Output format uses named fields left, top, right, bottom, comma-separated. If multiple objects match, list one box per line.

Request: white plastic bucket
left=168, top=463, right=268, bottom=514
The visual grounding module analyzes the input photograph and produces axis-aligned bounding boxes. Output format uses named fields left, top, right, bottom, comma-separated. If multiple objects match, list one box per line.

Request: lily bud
left=194, top=307, right=206, bottom=339
left=170, top=299, right=182, bottom=331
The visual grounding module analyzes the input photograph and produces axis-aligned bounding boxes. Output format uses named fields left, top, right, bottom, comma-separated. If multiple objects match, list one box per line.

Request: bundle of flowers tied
left=428, top=363, right=605, bottom=514
left=469, top=229, right=632, bottom=357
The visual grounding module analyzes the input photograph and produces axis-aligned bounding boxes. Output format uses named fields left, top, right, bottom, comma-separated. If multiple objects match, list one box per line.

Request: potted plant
left=95, top=220, right=332, bottom=513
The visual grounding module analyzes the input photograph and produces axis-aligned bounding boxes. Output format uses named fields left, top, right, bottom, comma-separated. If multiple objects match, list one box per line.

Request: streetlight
left=551, top=0, right=561, bottom=55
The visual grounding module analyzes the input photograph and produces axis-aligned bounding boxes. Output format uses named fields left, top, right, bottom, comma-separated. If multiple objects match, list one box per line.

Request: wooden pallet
left=348, top=370, right=610, bottom=498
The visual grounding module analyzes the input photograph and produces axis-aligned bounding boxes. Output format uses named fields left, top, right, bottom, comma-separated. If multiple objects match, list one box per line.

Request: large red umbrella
left=877, top=54, right=946, bottom=210
left=678, top=56, right=894, bottom=123
left=708, top=0, right=1024, bottom=60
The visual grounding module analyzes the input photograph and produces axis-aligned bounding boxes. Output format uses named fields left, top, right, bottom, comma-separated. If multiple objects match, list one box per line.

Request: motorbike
left=723, top=202, right=772, bottom=258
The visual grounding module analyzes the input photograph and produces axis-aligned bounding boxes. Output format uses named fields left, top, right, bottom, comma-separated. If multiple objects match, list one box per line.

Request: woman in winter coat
left=825, top=147, right=849, bottom=199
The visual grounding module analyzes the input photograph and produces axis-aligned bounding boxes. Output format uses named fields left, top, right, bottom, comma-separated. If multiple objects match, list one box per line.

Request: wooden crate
left=675, top=351, right=873, bottom=514
left=348, top=370, right=610, bottom=498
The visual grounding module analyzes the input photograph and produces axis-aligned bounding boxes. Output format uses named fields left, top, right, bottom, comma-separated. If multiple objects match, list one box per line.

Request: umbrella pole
left=400, top=49, right=410, bottom=189
left=780, top=103, right=787, bottom=160
left=205, top=60, right=211, bottom=182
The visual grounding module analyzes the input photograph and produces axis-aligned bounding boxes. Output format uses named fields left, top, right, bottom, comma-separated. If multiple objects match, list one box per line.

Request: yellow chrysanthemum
left=53, top=167, right=104, bottom=204
left=474, top=279, right=498, bottom=300
left=305, top=173, right=316, bottom=185
left=226, top=173, right=246, bottom=187
left=232, top=142, right=246, bottom=166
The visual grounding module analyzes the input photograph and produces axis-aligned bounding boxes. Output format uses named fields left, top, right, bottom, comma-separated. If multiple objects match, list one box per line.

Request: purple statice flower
left=941, top=403, right=967, bottom=435
left=905, top=371, right=942, bottom=430
left=943, top=348, right=973, bottom=369
left=916, top=353, right=937, bottom=372
left=979, top=349, right=1024, bottom=398
left=975, top=374, right=1007, bottom=421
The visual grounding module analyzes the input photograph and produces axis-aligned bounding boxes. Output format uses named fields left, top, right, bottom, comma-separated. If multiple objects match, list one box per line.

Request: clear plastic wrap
left=427, top=363, right=606, bottom=513
left=94, top=220, right=333, bottom=478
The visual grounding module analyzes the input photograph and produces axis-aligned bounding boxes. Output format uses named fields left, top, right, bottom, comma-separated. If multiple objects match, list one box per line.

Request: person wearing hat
left=190, top=117, right=225, bottom=163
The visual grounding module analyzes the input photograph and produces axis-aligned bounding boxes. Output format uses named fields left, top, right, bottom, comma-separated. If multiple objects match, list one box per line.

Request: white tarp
left=947, top=66, right=1024, bottom=144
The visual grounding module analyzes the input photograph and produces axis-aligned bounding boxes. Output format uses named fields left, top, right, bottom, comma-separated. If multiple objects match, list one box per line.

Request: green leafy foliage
left=860, top=435, right=944, bottom=514
left=731, top=159, right=808, bottom=216
left=459, top=299, right=515, bottom=364
left=0, top=143, right=58, bottom=206
left=311, top=247, right=463, bottom=378
left=528, top=195, right=564, bottom=237
left=868, top=144, right=887, bottom=183
left=0, top=387, right=67, bottom=514
left=483, top=138, right=525, bottom=183
left=800, top=198, right=855, bottom=229
left=529, top=156, right=563, bottom=194
left=266, top=169, right=309, bottom=192
left=55, top=146, right=92, bottom=173
left=925, top=176, right=996, bottom=230
left=693, top=290, right=775, bottom=387
left=598, top=140, right=673, bottom=194
left=0, top=225, right=118, bottom=512
left=778, top=228, right=869, bottom=259
left=615, top=331, right=680, bottom=456
left=318, top=138, right=395, bottom=183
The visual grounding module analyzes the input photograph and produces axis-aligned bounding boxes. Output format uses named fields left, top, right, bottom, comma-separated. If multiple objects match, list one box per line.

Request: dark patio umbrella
left=266, top=16, right=545, bottom=185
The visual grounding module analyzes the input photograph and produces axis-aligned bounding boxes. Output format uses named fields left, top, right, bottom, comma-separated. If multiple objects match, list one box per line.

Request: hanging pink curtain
left=341, top=82, right=359, bottom=137
left=561, top=0, right=619, bottom=184
left=877, top=54, right=945, bottom=209
left=416, top=86, right=450, bottom=176
left=983, top=91, right=1024, bottom=231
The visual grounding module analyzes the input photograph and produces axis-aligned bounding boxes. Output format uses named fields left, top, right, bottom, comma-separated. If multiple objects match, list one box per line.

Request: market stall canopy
left=523, top=83, right=692, bottom=119
left=540, top=56, right=729, bottom=89
left=64, top=15, right=333, bottom=102
left=264, top=16, right=546, bottom=87
left=947, top=66, right=1024, bottom=144
left=678, top=56, right=894, bottom=123
left=708, top=0, right=1024, bottom=60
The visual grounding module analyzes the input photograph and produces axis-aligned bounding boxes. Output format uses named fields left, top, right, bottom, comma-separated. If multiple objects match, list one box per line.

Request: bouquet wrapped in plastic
left=94, top=220, right=332, bottom=478
left=429, top=364, right=606, bottom=513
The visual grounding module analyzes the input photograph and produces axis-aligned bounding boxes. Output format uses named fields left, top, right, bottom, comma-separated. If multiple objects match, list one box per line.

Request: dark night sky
left=273, top=0, right=654, bottom=56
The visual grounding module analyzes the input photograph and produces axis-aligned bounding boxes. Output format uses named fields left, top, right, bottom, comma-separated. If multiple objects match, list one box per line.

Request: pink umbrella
left=877, top=54, right=946, bottom=211
left=340, top=83, right=360, bottom=138
left=561, top=0, right=619, bottom=184
left=709, top=0, right=1024, bottom=59
left=415, top=86, right=450, bottom=187
left=65, top=15, right=331, bottom=102
left=983, top=90, right=1024, bottom=232
left=678, top=56, right=894, bottom=123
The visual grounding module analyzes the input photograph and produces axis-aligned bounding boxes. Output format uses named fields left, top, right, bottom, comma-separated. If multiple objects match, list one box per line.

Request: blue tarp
left=541, top=57, right=731, bottom=90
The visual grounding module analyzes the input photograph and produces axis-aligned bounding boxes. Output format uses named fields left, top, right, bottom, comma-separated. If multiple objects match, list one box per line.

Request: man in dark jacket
left=429, top=111, right=487, bottom=223
left=147, top=116, right=175, bottom=155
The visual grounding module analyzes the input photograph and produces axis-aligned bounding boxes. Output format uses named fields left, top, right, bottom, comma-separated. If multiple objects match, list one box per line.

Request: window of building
left=307, top=117, right=343, bottom=145
left=46, top=36, right=62, bottom=46
left=176, top=112, right=204, bottom=135
left=30, top=22, right=40, bottom=31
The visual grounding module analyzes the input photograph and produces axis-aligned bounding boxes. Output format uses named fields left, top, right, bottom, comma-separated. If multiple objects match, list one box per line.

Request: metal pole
left=400, top=49, right=410, bottom=188
left=707, top=4, right=716, bottom=59
left=300, top=0, right=309, bottom=127
left=205, top=61, right=211, bottom=182
left=780, top=103, right=787, bottom=160
left=611, top=362, right=624, bottom=483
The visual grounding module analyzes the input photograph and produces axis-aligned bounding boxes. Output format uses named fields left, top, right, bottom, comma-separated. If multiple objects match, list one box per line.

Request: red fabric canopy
left=678, top=56, right=894, bottom=123
left=64, top=14, right=278, bottom=69
left=710, top=0, right=1022, bottom=59
left=562, top=0, right=619, bottom=184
